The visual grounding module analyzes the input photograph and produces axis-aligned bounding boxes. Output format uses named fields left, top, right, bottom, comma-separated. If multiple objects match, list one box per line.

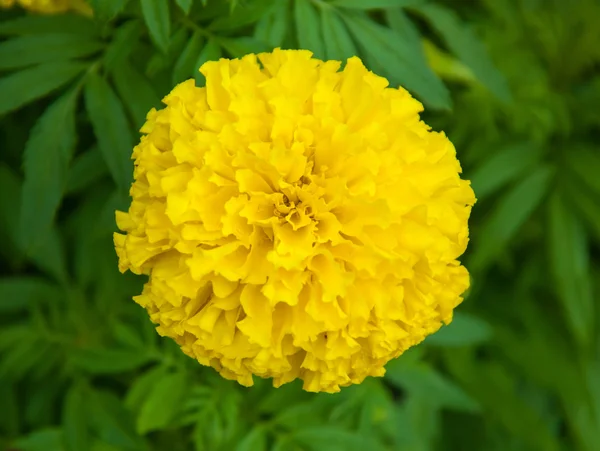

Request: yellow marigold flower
left=0, top=0, right=91, bottom=14
left=115, top=49, right=476, bottom=393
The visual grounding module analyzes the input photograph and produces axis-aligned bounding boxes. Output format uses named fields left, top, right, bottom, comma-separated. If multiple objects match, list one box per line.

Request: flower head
left=0, top=0, right=91, bottom=14
left=115, top=49, right=475, bottom=393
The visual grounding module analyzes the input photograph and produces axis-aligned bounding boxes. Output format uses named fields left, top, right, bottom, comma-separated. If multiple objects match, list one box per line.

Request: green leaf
left=103, top=21, right=143, bottom=74
left=254, top=0, right=289, bottom=48
left=0, top=382, right=19, bottom=436
left=426, top=312, right=492, bottom=347
left=567, top=147, right=600, bottom=195
left=567, top=180, right=600, bottom=243
left=446, top=354, right=560, bottom=451
left=88, top=0, right=130, bottom=21
left=412, top=3, right=511, bottom=102
left=292, top=427, right=386, bottom=451
left=137, top=372, right=187, bottom=434
left=219, top=37, right=270, bottom=58
left=91, top=442, right=123, bottom=451
left=195, top=39, right=222, bottom=85
left=386, top=360, right=480, bottom=412
left=12, top=428, right=65, bottom=451
left=294, top=0, right=325, bottom=58
left=175, top=0, right=193, bottom=14
left=321, top=9, right=357, bottom=61
left=235, top=427, right=267, bottom=451
left=421, top=39, right=475, bottom=83
left=2, top=172, right=67, bottom=285
left=71, top=348, right=154, bottom=374
left=84, top=72, right=134, bottom=189
left=88, top=389, right=147, bottom=451
left=93, top=188, right=129, bottom=237
left=384, top=9, right=424, bottom=53
left=548, top=193, right=594, bottom=346
left=471, top=165, right=553, bottom=270
left=0, top=61, right=86, bottom=115
left=66, top=148, right=108, bottom=194
left=63, top=383, right=90, bottom=451
left=0, top=15, right=96, bottom=36
left=0, top=34, right=102, bottom=70
left=0, top=164, right=23, bottom=261
left=341, top=12, right=450, bottom=109
left=274, top=403, right=325, bottom=430
left=469, top=142, right=542, bottom=200
left=112, top=60, right=160, bottom=128
left=125, top=365, right=169, bottom=412
left=331, top=0, right=421, bottom=8
left=29, top=226, right=69, bottom=284
left=173, top=31, right=204, bottom=85
left=19, top=89, right=78, bottom=253
left=0, top=277, right=57, bottom=312
left=140, top=0, right=171, bottom=52
left=208, top=1, right=275, bottom=31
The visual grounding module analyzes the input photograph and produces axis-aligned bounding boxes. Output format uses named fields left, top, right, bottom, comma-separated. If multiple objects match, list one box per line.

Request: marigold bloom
left=0, top=0, right=90, bottom=14
left=115, top=49, right=475, bottom=393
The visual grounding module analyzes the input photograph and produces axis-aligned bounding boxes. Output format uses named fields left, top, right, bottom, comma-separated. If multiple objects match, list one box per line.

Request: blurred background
left=0, top=0, right=599, bottom=450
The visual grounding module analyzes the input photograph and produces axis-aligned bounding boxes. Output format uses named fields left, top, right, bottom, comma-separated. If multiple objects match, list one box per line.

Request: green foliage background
left=1, top=0, right=599, bottom=450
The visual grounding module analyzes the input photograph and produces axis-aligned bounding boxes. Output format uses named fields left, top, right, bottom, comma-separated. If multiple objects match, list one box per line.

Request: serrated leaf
left=0, top=15, right=96, bottom=36
left=292, top=427, right=386, bottom=451
left=426, top=312, right=492, bottom=347
left=12, top=429, right=65, bottom=451
left=0, top=277, right=58, bottom=312
left=341, top=11, right=450, bottom=109
left=209, top=1, right=274, bottom=31
left=0, top=61, right=86, bottom=115
left=567, top=180, right=600, bottom=243
left=0, top=164, right=23, bottom=261
left=84, top=72, right=133, bottom=189
left=386, top=361, right=480, bottom=412
left=175, top=0, right=193, bottom=14
left=412, top=3, right=511, bottom=102
left=274, top=403, right=324, bottom=430
left=103, top=21, right=143, bottom=74
left=66, top=147, right=108, bottom=194
left=140, top=0, right=171, bottom=52
left=219, top=37, right=269, bottom=58
left=235, top=427, right=267, bottom=451
left=0, top=34, right=102, bottom=70
left=548, top=193, right=593, bottom=345
left=469, top=142, right=542, bottom=200
left=88, top=389, right=146, bottom=451
left=195, top=39, right=222, bottom=85
left=471, top=165, right=553, bottom=270
left=567, top=147, right=600, bottom=195
left=112, top=60, right=160, bottom=128
left=88, top=0, right=130, bottom=21
left=125, top=365, right=169, bottom=412
left=29, top=225, right=69, bottom=284
left=91, top=442, right=122, bottom=451
left=254, top=0, right=289, bottom=48
left=173, top=31, right=204, bottom=85
left=294, top=0, right=325, bottom=58
left=331, top=0, right=421, bottom=8
left=71, top=348, right=154, bottom=374
left=19, top=89, right=78, bottom=253
left=321, top=9, right=357, bottom=61
left=422, top=39, right=475, bottom=83
left=63, top=383, right=90, bottom=451
left=446, top=355, right=560, bottom=451
left=137, top=372, right=187, bottom=434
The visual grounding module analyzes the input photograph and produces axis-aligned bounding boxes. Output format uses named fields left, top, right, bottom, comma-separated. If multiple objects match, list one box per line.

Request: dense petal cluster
left=115, top=49, right=475, bottom=393
left=0, top=0, right=90, bottom=14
